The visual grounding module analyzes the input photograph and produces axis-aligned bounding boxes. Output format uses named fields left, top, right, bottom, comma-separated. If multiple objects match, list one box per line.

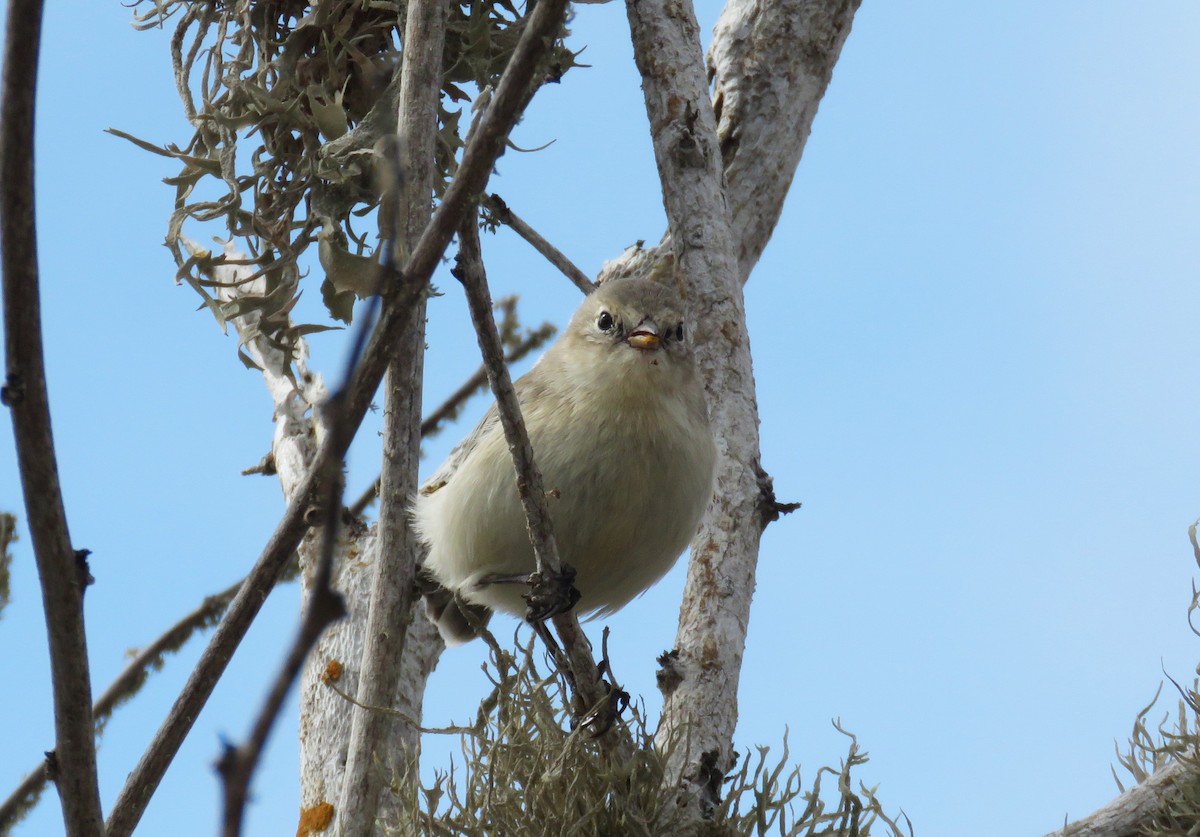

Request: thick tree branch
left=599, top=0, right=861, bottom=288
left=104, top=0, right=575, bottom=830
left=623, top=0, right=763, bottom=821
left=1042, top=760, right=1192, bottom=837
left=336, top=0, right=447, bottom=829
left=710, top=0, right=861, bottom=279
left=0, top=1, right=106, bottom=834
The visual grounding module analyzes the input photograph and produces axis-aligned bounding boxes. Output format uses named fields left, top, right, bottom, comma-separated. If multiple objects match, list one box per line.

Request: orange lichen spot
left=322, top=658, right=344, bottom=683
left=296, top=801, right=335, bottom=835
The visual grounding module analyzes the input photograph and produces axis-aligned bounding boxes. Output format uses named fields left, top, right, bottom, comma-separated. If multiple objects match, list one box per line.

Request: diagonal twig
left=103, top=0, right=578, bottom=831
left=1, top=1, right=106, bottom=834
left=485, top=193, right=597, bottom=294
left=453, top=207, right=628, bottom=750
left=216, top=425, right=347, bottom=837
left=0, top=576, right=244, bottom=832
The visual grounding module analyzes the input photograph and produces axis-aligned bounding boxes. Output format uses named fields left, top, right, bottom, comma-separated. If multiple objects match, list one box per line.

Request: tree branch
left=0, top=1, right=105, bottom=834
left=485, top=193, right=597, bottom=294
left=348, top=321, right=555, bottom=512
left=104, top=469, right=312, bottom=836
left=599, top=0, right=861, bottom=288
left=710, top=0, right=862, bottom=280
left=623, top=0, right=763, bottom=820
left=453, top=209, right=624, bottom=740
left=1042, top=760, right=1192, bottom=837
left=104, top=0, right=577, bottom=830
left=336, top=0, right=447, bottom=829
left=217, top=487, right=344, bottom=837
left=0, top=576, right=244, bottom=831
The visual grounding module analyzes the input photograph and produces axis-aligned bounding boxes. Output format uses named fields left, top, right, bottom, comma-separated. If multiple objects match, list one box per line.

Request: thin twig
left=104, top=0, right=576, bottom=831
left=336, top=0, right=447, bottom=829
left=485, top=193, right=597, bottom=294
left=420, top=323, right=555, bottom=436
left=1, top=1, right=106, bottom=834
left=348, top=323, right=555, bottom=517
left=0, top=577, right=244, bottom=831
left=453, top=211, right=563, bottom=580
left=454, top=207, right=624, bottom=748
left=324, top=679, right=487, bottom=737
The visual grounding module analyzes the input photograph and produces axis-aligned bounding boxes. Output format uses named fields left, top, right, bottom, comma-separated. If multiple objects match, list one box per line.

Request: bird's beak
left=627, top=320, right=661, bottom=351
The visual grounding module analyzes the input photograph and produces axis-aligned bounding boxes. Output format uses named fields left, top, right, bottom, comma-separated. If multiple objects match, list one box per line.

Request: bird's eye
left=597, top=311, right=615, bottom=331
left=675, top=323, right=685, bottom=341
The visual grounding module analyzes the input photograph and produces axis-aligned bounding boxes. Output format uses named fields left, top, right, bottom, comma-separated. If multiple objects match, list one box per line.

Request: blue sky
left=2, top=2, right=1199, bottom=835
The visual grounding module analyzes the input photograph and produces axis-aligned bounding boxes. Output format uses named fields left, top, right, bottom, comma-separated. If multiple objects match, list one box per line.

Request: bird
left=413, top=277, right=716, bottom=645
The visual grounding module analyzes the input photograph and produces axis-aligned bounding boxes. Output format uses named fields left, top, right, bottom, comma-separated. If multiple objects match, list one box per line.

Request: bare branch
left=711, top=0, right=862, bottom=279
left=104, top=479, right=311, bottom=836
left=452, top=213, right=564, bottom=583
left=217, top=522, right=344, bottom=837
left=110, top=576, right=245, bottom=709
left=0, top=576, right=244, bottom=831
left=485, top=193, right=597, bottom=294
left=453, top=208, right=621, bottom=740
left=1041, top=760, right=1191, bottom=837
left=0, top=764, right=45, bottom=837
left=623, top=0, right=766, bottom=820
left=0, top=1, right=105, bottom=833
left=598, top=0, right=861, bottom=288
left=336, top=0, right=448, bottom=828
left=104, top=0, right=578, bottom=830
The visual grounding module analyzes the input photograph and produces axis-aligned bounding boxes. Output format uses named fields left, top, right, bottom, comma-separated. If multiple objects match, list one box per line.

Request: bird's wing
left=419, top=369, right=552, bottom=494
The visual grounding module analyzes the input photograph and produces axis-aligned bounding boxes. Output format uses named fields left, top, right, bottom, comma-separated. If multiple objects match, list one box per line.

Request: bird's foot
left=521, top=561, right=581, bottom=624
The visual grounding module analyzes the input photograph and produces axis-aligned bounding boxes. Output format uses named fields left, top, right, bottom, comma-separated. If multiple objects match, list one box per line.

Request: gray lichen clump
left=124, top=0, right=580, bottom=368
left=390, top=635, right=904, bottom=837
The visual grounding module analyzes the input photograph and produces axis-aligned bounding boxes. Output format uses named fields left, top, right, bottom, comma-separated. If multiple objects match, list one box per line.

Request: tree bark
left=619, top=0, right=861, bottom=824
left=334, top=0, right=447, bottom=830
left=599, top=0, right=862, bottom=288
left=1042, top=760, right=1192, bottom=837
left=623, top=0, right=759, bottom=820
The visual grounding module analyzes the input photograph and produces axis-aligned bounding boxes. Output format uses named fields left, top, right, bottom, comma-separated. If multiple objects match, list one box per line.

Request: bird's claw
left=522, top=562, right=581, bottom=624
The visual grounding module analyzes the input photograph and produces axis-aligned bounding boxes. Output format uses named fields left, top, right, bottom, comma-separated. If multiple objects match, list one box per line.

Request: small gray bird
left=414, top=278, right=716, bottom=644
